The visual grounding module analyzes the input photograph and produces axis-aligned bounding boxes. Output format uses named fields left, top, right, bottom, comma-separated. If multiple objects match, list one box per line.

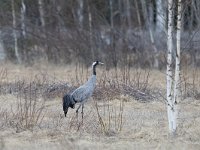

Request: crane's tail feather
left=63, top=94, right=76, bottom=117
left=63, top=94, right=70, bottom=117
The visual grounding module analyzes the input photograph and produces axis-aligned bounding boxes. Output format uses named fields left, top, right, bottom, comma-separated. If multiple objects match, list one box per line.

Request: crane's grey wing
left=71, top=85, right=93, bottom=102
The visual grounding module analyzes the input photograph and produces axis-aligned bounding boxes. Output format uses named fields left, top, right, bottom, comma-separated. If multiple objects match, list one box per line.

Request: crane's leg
left=76, top=101, right=85, bottom=124
left=81, top=104, right=84, bottom=122
left=76, top=103, right=82, bottom=114
left=76, top=104, right=80, bottom=120
left=76, top=102, right=84, bottom=119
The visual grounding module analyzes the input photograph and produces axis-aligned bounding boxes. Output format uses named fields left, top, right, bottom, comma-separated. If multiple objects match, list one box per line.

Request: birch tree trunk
left=38, top=0, right=45, bottom=27
left=12, top=0, right=22, bottom=64
left=21, top=0, right=26, bottom=37
left=173, top=0, right=182, bottom=130
left=20, top=0, right=26, bottom=62
left=167, top=0, right=176, bottom=134
left=174, top=0, right=182, bottom=104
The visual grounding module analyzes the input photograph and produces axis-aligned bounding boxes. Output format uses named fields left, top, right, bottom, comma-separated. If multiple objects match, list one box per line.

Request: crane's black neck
left=93, top=64, right=97, bottom=75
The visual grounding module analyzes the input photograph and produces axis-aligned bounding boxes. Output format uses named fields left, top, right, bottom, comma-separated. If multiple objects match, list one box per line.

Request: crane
left=63, top=61, right=104, bottom=119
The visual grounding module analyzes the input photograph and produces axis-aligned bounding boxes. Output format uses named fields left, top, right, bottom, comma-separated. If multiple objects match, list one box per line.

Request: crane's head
left=63, top=94, right=75, bottom=117
left=92, top=61, right=104, bottom=75
left=92, top=61, right=104, bottom=67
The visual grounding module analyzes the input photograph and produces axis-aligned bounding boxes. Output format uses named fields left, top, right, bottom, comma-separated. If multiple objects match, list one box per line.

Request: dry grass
left=0, top=62, right=200, bottom=150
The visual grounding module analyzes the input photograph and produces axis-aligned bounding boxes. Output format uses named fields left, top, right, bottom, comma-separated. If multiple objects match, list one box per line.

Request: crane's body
left=71, top=75, right=96, bottom=103
left=63, top=61, right=103, bottom=118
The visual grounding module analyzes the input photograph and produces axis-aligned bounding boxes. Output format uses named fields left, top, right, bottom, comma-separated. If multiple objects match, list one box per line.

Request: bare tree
left=38, top=0, right=49, bottom=62
left=109, top=0, right=117, bottom=68
left=77, top=0, right=84, bottom=28
left=174, top=0, right=182, bottom=104
left=12, top=0, right=21, bottom=64
left=0, top=0, right=198, bottom=67
left=141, top=0, right=158, bottom=68
left=173, top=0, right=182, bottom=131
left=21, top=0, right=26, bottom=37
left=0, top=30, right=6, bottom=61
left=134, top=0, right=141, bottom=27
left=156, top=0, right=166, bottom=33
left=87, top=0, right=94, bottom=60
left=166, top=0, right=183, bottom=134
left=166, top=0, right=175, bottom=134
left=20, top=0, right=27, bottom=62
left=38, top=0, right=45, bottom=27
left=126, top=0, right=132, bottom=28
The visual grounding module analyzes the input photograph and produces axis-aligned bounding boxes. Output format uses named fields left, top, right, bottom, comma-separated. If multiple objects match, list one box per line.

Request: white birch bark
left=21, top=0, right=26, bottom=37
left=12, top=0, right=21, bottom=64
left=174, top=0, right=182, bottom=104
left=167, top=0, right=176, bottom=133
left=173, top=0, right=182, bottom=130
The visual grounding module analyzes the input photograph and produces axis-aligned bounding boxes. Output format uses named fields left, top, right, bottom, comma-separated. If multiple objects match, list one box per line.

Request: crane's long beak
left=99, top=62, right=104, bottom=65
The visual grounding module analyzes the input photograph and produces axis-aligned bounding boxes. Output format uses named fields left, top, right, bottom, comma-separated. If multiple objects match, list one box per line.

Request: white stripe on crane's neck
left=92, top=62, right=97, bottom=66
left=92, top=62, right=98, bottom=75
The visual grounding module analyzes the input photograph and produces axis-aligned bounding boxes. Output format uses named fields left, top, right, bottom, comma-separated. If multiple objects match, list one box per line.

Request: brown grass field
left=0, top=62, right=200, bottom=150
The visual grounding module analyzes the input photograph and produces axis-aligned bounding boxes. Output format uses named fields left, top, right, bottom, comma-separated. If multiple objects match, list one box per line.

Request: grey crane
left=63, top=61, right=104, bottom=118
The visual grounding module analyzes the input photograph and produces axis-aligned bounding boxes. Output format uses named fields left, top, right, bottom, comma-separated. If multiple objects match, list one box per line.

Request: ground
left=0, top=63, right=200, bottom=150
